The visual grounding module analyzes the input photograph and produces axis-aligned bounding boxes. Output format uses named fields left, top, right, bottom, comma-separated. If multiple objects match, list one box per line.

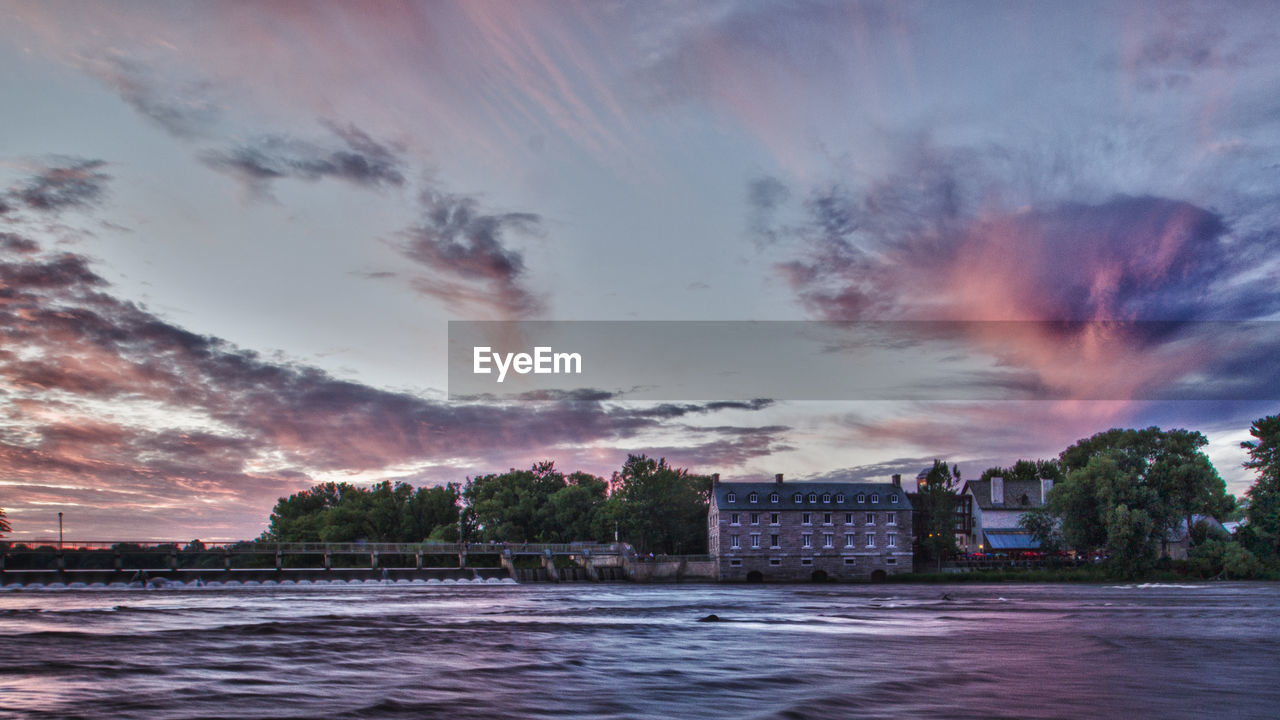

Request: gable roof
left=963, top=478, right=1047, bottom=511
left=713, top=481, right=912, bottom=511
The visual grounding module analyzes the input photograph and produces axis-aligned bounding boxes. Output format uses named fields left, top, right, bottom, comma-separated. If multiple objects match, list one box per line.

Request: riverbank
left=892, top=565, right=1280, bottom=583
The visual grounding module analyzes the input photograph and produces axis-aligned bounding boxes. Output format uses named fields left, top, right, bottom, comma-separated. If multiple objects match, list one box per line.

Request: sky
left=1, top=0, right=1278, bottom=540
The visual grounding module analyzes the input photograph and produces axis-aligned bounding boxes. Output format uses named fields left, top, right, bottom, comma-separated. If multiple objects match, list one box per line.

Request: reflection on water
left=2, top=582, right=1278, bottom=719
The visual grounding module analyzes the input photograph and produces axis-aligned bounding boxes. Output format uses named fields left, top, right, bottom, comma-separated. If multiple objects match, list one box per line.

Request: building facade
left=962, top=476, right=1053, bottom=553
left=708, top=474, right=914, bottom=581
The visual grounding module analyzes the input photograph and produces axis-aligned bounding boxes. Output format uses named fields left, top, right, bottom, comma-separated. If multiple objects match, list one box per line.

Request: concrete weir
left=0, top=541, right=716, bottom=586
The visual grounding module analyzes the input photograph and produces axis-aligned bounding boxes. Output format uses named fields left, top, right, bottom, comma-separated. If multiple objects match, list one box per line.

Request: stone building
left=708, top=474, right=914, bottom=582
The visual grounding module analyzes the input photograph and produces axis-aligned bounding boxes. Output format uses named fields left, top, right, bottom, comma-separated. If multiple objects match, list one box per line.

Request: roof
left=963, top=478, right=1046, bottom=511
left=1165, top=515, right=1227, bottom=543
left=712, top=481, right=912, bottom=511
left=984, top=529, right=1041, bottom=550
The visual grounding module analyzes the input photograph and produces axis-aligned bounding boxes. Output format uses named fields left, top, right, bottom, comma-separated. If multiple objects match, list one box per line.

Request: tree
left=1050, top=427, right=1228, bottom=573
left=1242, top=414, right=1280, bottom=560
left=606, top=455, right=712, bottom=555
left=0, top=507, right=10, bottom=537
left=464, top=461, right=570, bottom=542
left=918, top=460, right=959, bottom=570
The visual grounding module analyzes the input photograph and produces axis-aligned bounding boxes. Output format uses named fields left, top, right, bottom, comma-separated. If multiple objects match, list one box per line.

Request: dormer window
left=726, top=492, right=736, bottom=503
left=793, top=493, right=803, bottom=503
left=835, top=494, right=845, bottom=503
left=856, top=493, right=866, bottom=503
left=890, top=494, right=899, bottom=503
left=807, top=493, right=817, bottom=503
left=821, top=493, right=831, bottom=503
left=748, top=492, right=759, bottom=504
left=770, top=493, right=780, bottom=503
left=870, top=494, right=880, bottom=504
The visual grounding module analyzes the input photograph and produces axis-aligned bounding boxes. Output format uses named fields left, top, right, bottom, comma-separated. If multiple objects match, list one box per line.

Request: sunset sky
left=2, top=1, right=1278, bottom=540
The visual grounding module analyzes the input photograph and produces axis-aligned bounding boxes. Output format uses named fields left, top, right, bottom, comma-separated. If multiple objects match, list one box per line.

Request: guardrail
left=0, top=540, right=632, bottom=555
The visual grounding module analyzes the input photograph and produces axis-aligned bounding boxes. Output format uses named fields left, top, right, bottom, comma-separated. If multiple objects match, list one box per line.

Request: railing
left=0, top=540, right=632, bottom=555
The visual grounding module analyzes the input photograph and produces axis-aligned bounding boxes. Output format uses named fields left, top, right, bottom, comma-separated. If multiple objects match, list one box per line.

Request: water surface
left=2, top=582, right=1277, bottom=719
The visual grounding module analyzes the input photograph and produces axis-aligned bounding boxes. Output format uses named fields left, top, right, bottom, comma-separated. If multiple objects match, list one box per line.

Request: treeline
left=1005, top=419, right=1279, bottom=579
left=263, top=455, right=712, bottom=555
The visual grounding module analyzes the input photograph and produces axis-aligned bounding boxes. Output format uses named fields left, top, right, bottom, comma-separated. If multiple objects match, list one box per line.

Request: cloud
left=7, top=158, right=110, bottom=212
left=400, top=187, right=545, bottom=318
left=84, top=55, right=221, bottom=138
left=203, top=121, right=406, bottom=198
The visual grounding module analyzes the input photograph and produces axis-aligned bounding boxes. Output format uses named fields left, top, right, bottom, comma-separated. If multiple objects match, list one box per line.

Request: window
left=793, top=493, right=803, bottom=503
left=865, top=533, right=875, bottom=548
left=769, top=558, right=782, bottom=566
left=856, top=493, right=866, bottom=503
left=729, top=558, right=742, bottom=567
left=750, top=512, right=760, bottom=525
left=871, top=493, right=880, bottom=504
left=835, top=493, right=845, bottom=503
left=886, top=558, right=897, bottom=565
left=770, top=534, right=780, bottom=549
left=730, top=535, right=741, bottom=549
left=802, top=533, right=813, bottom=548
left=726, top=492, right=736, bottom=503
left=865, top=513, right=876, bottom=526
left=821, top=493, right=831, bottom=503
left=844, top=557, right=856, bottom=566
left=844, top=533, right=854, bottom=547
left=823, top=533, right=834, bottom=548
left=800, top=558, right=813, bottom=566
left=770, top=492, right=780, bottom=503
left=770, top=513, right=780, bottom=526
left=748, top=492, right=758, bottom=504
left=890, top=494, right=899, bottom=503
left=887, top=533, right=897, bottom=548
left=844, top=513, right=853, bottom=525
left=887, top=511, right=897, bottom=526
left=750, top=534, right=761, bottom=549
left=802, top=512, right=812, bottom=525
left=807, top=493, right=817, bottom=503
left=822, top=512, right=832, bottom=525
left=730, top=513, right=740, bottom=526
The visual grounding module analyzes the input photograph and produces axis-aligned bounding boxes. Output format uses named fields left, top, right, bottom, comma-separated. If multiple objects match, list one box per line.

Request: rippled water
left=2, top=581, right=1278, bottom=719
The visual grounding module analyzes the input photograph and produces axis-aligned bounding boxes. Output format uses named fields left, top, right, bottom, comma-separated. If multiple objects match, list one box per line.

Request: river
left=2, top=581, right=1277, bottom=719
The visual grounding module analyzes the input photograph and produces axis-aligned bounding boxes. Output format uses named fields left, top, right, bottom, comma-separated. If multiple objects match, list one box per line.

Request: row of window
left=726, top=511, right=897, bottom=527
left=724, top=491, right=898, bottom=505
left=727, top=532, right=898, bottom=550
left=728, top=557, right=899, bottom=567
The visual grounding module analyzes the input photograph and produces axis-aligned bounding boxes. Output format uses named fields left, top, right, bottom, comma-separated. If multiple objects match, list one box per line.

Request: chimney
left=1041, top=478, right=1053, bottom=505
left=891, top=474, right=901, bottom=487
left=712, top=473, right=720, bottom=486
left=774, top=473, right=784, bottom=484
left=991, top=476, right=1004, bottom=505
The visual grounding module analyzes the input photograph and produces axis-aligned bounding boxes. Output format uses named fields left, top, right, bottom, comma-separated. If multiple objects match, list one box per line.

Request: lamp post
left=58, top=512, right=63, bottom=551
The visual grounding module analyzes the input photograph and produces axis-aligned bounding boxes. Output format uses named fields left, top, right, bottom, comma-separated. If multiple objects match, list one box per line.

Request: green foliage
left=264, top=481, right=460, bottom=542
left=606, top=454, right=711, bottom=555
left=1018, top=506, right=1063, bottom=552
left=919, top=460, right=959, bottom=567
left=1242, top=414, right=1280, bottom=560
left=1046, top=427, right=1230, bottom=576
left=980, top=459, right=1063, bottom=485
left=464, top=461, right=610, bottom=543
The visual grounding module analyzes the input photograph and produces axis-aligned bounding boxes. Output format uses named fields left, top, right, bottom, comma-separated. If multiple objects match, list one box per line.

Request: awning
left=984, top=529, right=1041, bottom=551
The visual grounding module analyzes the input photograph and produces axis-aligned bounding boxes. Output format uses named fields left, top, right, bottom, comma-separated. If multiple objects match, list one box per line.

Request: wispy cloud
left=5, top=158, right=110, bottom=213
left=203, top=121, right=407, bottom=199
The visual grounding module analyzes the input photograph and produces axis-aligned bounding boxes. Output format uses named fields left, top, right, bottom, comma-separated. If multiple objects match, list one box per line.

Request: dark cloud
left=0, top=233, right=40, bottom=254
left=10, top=159, right=110, bottom=212
left=203, top=121, right=406, bottom=198
left=401, top=187, right=544, bottom=318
